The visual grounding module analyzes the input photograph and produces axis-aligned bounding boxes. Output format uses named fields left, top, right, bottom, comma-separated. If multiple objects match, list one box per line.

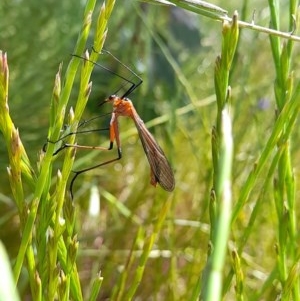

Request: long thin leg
left=77, top=113, right=111, bottom=128
left=43, top=113, right=111, bottom=152
left=53, top=141, right=113, bottom=155
left=74, top=48, right=143, bottom=96
left=69, top=112, right=122, bottom=198
left=69, top=147, right=122, bottom=198
left=97, top=49, right=143, bottom=98
left=44, top=127, right=109, bottom=154
left=75, top=48, right=143, bottom=98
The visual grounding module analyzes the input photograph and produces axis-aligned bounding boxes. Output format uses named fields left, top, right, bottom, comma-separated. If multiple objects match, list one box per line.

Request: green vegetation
left=0, top=0, right=300, bottom=300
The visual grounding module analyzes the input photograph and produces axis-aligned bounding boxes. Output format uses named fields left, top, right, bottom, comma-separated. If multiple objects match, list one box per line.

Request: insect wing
left=134, top=117, right=175, bottom=192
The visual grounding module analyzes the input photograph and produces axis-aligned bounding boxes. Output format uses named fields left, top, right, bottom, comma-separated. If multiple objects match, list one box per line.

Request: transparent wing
left=134, top=117, right=175, bottom=192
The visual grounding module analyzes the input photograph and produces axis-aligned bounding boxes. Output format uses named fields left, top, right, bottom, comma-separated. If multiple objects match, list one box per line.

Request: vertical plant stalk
left=111, top=227, right=145, bottom=301
left=43, top=0, right=117, bottom=300
left=269, top=0, right=300, bottom=299
left=0, top=52, right=35, bottom=211
left=200, top=11, right=238, bottom=301
left=122, top=197, right=172, bottom=300
left=11, top=0, right=97, bottom=289
left=0, top=51, right=38, bottom=294
left=0, top=242, right=21, bottom=301
left=202, top=108, right=233, bottom=301
left=0, top=0, right=117, bottom=300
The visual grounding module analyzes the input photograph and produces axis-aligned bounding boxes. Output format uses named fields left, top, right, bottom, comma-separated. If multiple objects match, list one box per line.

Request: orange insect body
left=65, top=53, right=175, bottom=197
left=106, top=95, right=175, bottom=192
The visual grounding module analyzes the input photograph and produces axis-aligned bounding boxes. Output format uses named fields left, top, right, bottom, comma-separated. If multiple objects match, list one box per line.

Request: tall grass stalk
left=269, top=0, right=300, bottom=299
left=150, top=0, right=300, bottom=42
left=2, top=0, right=300, bottom=300
left=0, top=242, right=21, bottom=301
left=154, top=1, right=300, bottom=299
left=199, top=12, right=238, bottom=301
left=0, top=0, right=116, bottom=299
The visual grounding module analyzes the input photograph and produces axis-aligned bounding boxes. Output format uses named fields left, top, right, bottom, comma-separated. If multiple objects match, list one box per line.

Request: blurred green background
left=1, top=0, right=300, bottom=299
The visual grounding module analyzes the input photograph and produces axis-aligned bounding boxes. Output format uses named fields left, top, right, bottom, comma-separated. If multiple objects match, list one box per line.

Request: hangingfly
left=55, top=50, right=175, bottom=197
left=104, top=95, right=175, bottom=192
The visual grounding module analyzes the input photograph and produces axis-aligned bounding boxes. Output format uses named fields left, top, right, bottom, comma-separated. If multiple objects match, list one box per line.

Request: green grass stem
left=2, top=0, right=300, bottom=300
left=0, top=0, right=117, bottom=299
